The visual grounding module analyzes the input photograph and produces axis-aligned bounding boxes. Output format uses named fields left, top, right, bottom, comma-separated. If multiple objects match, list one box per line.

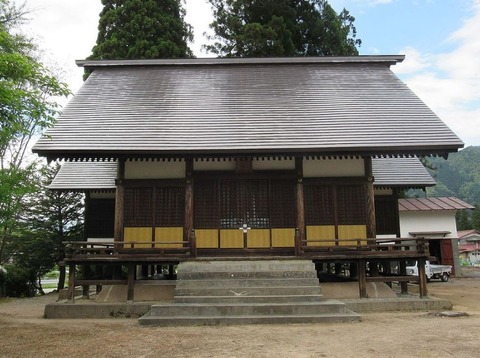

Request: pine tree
left=88, top=0, right=193, bottom=60
left=205, top=0, right=361, bottom=57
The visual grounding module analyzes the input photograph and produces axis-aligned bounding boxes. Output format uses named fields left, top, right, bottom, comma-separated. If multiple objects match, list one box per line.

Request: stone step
left=175, top=278, right=320, bottom=289
left=177, top=270, right=317, bottom=280
left=147, top=301, right=348, bottom=317
left=138, top=311, right=361, bottom=326
left=175, top=285, right=322, bottom=297
left=175, top=294, right=324, bottom=304
left=178, top=260, right=316, bottom=273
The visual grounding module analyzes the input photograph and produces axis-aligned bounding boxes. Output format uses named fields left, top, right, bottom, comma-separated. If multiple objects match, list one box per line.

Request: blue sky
left=15, top=0, right=480, bottom=147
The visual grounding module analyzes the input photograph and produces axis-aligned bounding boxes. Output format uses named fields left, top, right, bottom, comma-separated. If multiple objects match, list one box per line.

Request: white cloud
left=393, top=1, right=480, bottom=147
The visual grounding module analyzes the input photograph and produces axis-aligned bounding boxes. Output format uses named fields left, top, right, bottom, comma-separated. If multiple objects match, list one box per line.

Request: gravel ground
left=1, top=270, right=480, bottom=358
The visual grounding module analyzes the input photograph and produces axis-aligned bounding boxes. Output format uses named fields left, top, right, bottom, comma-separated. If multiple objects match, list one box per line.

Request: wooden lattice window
left=375, top=196, right=399, bottom=235
left=245, top=179, right=270, bottom=228
left=304, top=185, right=335, bottom=225
left=86, top=198, right=115, bottom=238
left=124, top=188, right=153, bottom=227
left=336, top=185, right=366, bottom=225
left=194, top=179, right=219, bottom=228
left=219, top=179, right=243, bottom=229
left=155, top=187, right=185, bottom=227
left=270, top=180, right=296, bottom=228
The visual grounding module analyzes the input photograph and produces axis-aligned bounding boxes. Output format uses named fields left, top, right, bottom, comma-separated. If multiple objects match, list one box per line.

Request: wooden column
left=364, top=157, right=376, bottom=240
left=185, top=158, right=195, bottom=257
left=68, top=263, right=76, bottom=302
left=399, top=260, right=408, bottom=294
left=127, top=263, right=135, bottom=302
left=295, top=157, right=305, bottom=256
left=418, top=258, right=428, bottom=298
left=358, top=259, right=367, bottom=298
left=114, top=159, right=126, bottom=243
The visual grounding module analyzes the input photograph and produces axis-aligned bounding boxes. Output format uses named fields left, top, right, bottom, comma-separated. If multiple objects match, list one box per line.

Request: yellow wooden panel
left=155, top=227, right=184, bottom=248
left=123, top=227, right=153, bottom=248
left=247, top=229, right=270, bottom=248
left=272, top=228, right=295, bottom=247
left=338, top=225, right=367, bottom=246
left=196, top=229, right=219, bottom=249
left=306, top=225, right=336, bottom=246
left=220, top=229, right=244, bottom=248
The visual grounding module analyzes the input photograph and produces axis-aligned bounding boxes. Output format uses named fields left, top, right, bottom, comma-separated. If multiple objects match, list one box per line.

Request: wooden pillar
left=184, top=158, right=195, bottom=257
left=399, top=260, right=408, bottom=294
left=358, top=259, right=367, bottom=298
left=127, top=263, right=135, bottom=302
left=418, top=258, right=428, bottom=298
left=350, top=262, right=358, bottom=279
left=364, top=157, right=376, bottom=240
left=114, top=159, right=126, bottom=243
left=68, top=263, right=76, bottom=302
left=295, top=157, right=305, bottom=256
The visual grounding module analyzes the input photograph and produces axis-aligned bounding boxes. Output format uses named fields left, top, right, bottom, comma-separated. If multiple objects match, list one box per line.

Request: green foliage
left=205, top=0, right=361, bottom=57
left=0, top=0, right=70, bottom=296
left=89, top=0, right=193, bottom=60
left=427, top=146, right=480, bottom=205
left=7, top=163, right=84, bottom=293
left=426, top=146, right=480, bottom=231
left=3, top=263, right=36, bottom=297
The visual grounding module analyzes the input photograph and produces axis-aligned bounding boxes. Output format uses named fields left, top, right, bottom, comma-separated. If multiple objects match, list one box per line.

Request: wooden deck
left=63, top=238, right=430, bottom=302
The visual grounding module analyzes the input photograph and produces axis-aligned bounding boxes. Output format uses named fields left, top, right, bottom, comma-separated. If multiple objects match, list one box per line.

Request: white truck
left=406, top=260, right=452, bottom=282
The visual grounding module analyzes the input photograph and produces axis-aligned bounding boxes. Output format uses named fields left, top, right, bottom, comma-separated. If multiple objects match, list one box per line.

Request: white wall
left=125, top=159, right=186, bottom=179
left=399, top=211, right=458, bottom=238
left=303, top=157, right=365, bottom=177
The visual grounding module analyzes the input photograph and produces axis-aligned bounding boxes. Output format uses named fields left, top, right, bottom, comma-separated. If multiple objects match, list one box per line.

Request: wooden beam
left=68, top=263, right=76, bottom=302
left=364, top=156, right=376, bottom=240
left=295, top=157, right=305, bottom=256
left=184, top=158, right=195, bottom=257
left=358, top=259, right=367, bottom=298
left=418, top=258, right=428, bottom=298
left=114, top=159, right=126, bottom=243
left=399, top=260, right=408, bottom=294
left=127, top=263, right=135, bottom=302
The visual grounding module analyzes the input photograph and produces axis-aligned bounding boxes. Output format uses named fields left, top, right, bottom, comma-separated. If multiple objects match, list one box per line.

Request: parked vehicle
left=406, top=260, right=452, bottom=282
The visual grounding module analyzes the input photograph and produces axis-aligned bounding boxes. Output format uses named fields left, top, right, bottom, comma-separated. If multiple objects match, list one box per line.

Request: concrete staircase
left=138, top=260, right=361, bottom=326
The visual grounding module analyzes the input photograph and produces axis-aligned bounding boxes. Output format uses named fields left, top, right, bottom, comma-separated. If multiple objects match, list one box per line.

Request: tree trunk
left=57, top=263, right=66, bottom=290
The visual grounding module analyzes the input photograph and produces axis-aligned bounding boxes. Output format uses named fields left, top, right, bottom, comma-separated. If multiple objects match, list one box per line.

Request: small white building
left=398, top=197, right=474, bottom=275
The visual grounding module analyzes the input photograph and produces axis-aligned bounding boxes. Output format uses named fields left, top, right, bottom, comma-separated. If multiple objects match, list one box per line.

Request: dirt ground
left=1, top=270, right=480, bottom=358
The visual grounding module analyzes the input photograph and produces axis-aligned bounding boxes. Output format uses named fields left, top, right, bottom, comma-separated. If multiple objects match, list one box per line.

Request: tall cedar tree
left=88, top=0, right=193, bottom=60
left=206, top=0, right=361, bottom=57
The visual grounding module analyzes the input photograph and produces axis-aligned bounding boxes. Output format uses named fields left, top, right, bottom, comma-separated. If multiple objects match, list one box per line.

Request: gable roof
left=49, top=156, right=434, bottom=191
left=33, top=56, right=463, bottom=160
left=398, top=197, right=474, bottom=212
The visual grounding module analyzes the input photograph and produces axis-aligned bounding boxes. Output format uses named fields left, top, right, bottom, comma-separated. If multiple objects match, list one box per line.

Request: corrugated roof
left=33, top=56, right=463, bottom=160
left=50, top=156, right=433, bottom=190
left=398, top=197, right=474, bottom=212
left=49, top=160, right=117, bottom=190
left=372, top=157, right=435, bottom=188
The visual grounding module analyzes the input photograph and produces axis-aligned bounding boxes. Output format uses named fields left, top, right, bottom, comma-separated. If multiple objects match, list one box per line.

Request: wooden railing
left=64, top=239, right=195, bottom=259
left=299, top=237, right=428, bottom=258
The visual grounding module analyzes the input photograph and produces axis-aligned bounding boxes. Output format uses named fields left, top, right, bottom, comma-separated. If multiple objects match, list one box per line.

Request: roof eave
left=76, top=55, right=405, bottom=69
left=34, top=144, right=463, bottom=162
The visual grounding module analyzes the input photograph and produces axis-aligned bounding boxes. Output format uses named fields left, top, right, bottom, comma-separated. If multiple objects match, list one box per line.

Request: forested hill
left=426, top=146, right=480, bottom=206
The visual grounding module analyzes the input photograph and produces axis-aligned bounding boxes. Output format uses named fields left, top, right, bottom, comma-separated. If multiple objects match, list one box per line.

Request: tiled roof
left=49, top=160, right=117, bottom=190
left=33, top=56, right=463, bottom=160
left=372, top=157, right=435, bottom=188
left=398, top=197, right=474, bottom=212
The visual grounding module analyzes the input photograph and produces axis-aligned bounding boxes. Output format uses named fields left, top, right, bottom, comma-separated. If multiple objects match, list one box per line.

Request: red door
left=440, top=239, right=455, bottom=275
